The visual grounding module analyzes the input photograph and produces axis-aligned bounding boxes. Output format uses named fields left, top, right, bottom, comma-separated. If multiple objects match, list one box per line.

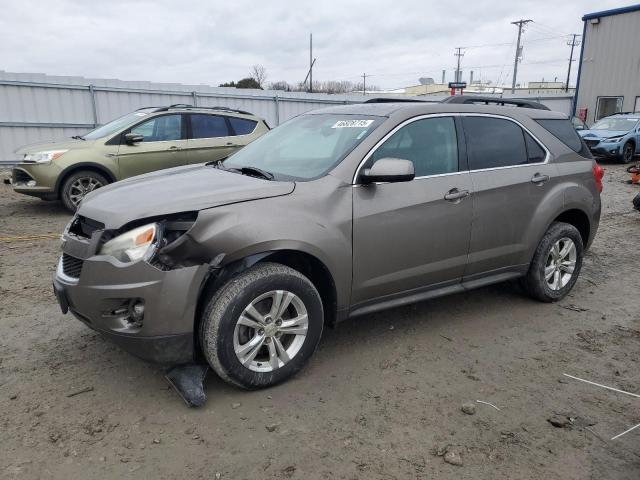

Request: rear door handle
left=444, top=188, right=470, bottom=202
left=531, top=173, right=550, bottom=184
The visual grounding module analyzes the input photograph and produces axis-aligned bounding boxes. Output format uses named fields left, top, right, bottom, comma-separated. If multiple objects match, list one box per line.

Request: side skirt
left=347, top=266, right=527, bottom=319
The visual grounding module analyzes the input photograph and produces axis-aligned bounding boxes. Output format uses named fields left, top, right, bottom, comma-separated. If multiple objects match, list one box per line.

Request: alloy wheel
left=69, top=177, right=103, bottom=207
left=544, top=237, right=577, bottom=290
left=233, top=290, right=309, bottom=372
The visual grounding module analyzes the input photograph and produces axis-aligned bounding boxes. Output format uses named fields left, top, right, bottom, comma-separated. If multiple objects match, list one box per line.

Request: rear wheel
left=199, top=263, right=324, bottom=389
left=522, top=222, right=584, bottom=302
left=60, top=170, right=108, bottom=212
left=622, top=142, right=635, bottom=164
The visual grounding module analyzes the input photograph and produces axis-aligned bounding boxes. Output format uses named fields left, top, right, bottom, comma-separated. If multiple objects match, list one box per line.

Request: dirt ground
left=1, top=163, right=639, bottom=480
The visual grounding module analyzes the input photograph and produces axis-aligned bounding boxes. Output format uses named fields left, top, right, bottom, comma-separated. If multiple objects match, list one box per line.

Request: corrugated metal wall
left=575, top=9, right=640, bottom=124
left=0, top=71, right=573, bottom=161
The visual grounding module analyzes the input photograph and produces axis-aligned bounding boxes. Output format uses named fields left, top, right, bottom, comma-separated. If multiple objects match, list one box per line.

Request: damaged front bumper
left=53, top=231, right=209, bottom=364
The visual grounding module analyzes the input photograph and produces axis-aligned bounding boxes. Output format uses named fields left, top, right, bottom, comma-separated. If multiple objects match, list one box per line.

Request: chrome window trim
left=351, top=112, right=551, bottom=184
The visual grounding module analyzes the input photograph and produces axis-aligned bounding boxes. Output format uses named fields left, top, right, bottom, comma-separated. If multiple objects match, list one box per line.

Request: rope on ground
left=0, top=233, right=60, bottom=242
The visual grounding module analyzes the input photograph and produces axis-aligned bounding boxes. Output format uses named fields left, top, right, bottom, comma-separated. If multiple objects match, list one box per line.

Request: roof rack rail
left=137, top=104, right=254, bottom=115
left=364, top=97, right=429, bottom=104
left=441, top=95, right=550, bottom=111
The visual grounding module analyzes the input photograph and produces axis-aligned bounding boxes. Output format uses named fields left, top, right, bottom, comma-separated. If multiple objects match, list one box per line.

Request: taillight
left=592, top=163, right=604, bottom=193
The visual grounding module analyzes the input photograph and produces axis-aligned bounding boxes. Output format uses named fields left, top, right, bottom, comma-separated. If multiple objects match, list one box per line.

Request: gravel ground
left=1, top=163, right=639, bottom=479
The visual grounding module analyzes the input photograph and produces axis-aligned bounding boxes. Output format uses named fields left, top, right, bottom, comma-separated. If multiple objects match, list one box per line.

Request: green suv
left=10, top=105, right=269, bottom=211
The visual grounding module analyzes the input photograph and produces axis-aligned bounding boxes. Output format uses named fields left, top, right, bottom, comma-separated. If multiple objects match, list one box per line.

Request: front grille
left=584, top=139, right=600, bottom=149
left=62, top=253, right=84, bottom=278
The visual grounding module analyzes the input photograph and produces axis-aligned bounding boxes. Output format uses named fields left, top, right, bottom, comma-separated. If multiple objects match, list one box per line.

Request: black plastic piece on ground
left=165, top=364, right=209, bottom=407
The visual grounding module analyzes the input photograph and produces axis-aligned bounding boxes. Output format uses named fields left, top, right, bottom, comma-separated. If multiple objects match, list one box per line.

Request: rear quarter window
left=229, top=117, right=258, bottom=135
left=536, top=119, right=585, bottom=153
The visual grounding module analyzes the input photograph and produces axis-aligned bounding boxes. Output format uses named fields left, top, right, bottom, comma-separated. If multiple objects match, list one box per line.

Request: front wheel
left=522, top=222, right=584, bottom=302
left=60, top=170, right=108, bottom=212
left=199, top=263, right=324, bottom=389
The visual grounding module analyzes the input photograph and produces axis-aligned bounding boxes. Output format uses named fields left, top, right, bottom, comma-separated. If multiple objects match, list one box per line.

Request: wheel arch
left=552, top=208, right=591, bottom=247
left=55, top=163, right=117, bottom=196
left=193, top=249, right=339, bottom=361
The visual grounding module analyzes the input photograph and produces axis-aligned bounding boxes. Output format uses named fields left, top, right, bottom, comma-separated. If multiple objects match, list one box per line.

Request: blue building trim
left=582, top=3, right=640, bottom=21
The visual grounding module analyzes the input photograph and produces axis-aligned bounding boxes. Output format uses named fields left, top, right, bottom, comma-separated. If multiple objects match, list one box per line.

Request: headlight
left=603, top=137, right=623, bottom=143
left=99, top=223, right=158, bottom=263
left=23, top=149, right=68, bottom=164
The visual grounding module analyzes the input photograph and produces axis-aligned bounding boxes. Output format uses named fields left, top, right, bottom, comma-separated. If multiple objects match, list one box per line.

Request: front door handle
left=169, top=146, right=181, bottom=151
left=531, top=173, right=550, bottom=184
left=444, top=188, right=470, bottom=202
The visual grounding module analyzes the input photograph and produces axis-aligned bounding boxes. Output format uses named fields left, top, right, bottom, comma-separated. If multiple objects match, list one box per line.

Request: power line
left=511, top=19, right=532, bottom=93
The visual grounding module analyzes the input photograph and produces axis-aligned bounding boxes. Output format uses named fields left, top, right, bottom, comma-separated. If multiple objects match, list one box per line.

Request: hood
left=78, top=164, right=295, bottom=229
left=15, top=138, right=96, bottom=155
left=578, top=129, right=628, bottom=139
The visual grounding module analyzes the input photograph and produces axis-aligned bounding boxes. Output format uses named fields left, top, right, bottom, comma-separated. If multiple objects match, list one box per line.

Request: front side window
left=370, top=117, right=458, bottom=176
left=463, top=117, right=528, bottom=169
left=191, top=114, right=229, bottom=139
left=130, top=114, right=183, bottom=142
left=224, top=114, right=383, bottom=181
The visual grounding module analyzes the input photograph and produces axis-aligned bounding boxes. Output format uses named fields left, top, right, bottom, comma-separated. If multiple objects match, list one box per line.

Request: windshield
left=591, top=117, right=639, bottom=131
left=82, top=111, right=153, bottom=140
left=224, top=114, right=384, bottom=180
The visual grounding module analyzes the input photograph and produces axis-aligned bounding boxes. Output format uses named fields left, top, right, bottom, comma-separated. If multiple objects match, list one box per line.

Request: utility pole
left=565, top=34, right=581, bottom=92
left=362, top=73, right=367, bottom=95
left=510, top=19, right=532, bottom=93
left=309, top=33, right=313, bottom=93
left=454, top=47, right=465, bottom=83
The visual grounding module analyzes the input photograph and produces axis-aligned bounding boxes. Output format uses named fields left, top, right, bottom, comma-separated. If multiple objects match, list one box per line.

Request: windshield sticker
left=332, top=120, right=374, bottom=129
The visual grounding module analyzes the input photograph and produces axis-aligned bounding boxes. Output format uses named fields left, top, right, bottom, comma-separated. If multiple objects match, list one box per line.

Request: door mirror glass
left=361, top=158, right=415, bottom=184
left=124, top=133, right=144, bottom=145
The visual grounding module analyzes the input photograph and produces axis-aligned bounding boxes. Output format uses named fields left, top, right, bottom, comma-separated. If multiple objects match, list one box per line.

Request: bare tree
left=250, top=65, right=268, bottom=89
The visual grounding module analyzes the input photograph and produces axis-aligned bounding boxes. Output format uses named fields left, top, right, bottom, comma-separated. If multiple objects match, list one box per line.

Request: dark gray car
left=53, top=99, right=603, bottom=390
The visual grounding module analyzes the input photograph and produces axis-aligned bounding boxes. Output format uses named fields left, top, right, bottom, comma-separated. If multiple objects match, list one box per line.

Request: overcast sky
left=0, top=0, right=632, bottom=90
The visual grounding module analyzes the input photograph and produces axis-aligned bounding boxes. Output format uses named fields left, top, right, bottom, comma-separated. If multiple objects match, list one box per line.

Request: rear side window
left=463, top=117, right=527, bottom=169
left=229, top=117, right=258, bottom=135
left=536, top=119, right=583, bottom=152
left=370, top=116, right=459, bottom=176
left=190, top=114, right=229, bottom=139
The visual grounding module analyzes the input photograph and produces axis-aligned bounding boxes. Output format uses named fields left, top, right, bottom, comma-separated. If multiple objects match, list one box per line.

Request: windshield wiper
left=71, top=135, right=85, bottom=140
left=229, top=166, right=274, bottom=180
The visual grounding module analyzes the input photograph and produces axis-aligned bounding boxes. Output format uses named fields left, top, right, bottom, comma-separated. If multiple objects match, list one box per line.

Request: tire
left=521, top=222, right=584, bottom=302
left=199, top=262, right=324, bottom=389
left=621, top=142, right=635, bottom=164
left=60, top=170, right=109, bottom=212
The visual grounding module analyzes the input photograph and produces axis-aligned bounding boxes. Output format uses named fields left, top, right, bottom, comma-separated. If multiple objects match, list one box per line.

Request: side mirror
left=360, top=158, right=415, bottom=184
left=575, top=124, right=584, bottom=131
left=124, top=133, right=144, bottom=145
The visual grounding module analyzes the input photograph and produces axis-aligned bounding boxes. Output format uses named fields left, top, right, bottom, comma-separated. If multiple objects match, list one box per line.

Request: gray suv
left=53, top=98, right=603, bottom=391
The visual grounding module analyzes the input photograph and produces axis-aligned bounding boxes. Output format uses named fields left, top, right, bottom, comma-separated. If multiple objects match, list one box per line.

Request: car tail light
left=592, top=163, right=604, bottom=193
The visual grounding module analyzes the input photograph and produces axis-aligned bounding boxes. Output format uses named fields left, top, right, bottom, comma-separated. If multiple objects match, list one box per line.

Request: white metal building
left=574, top=4, right=640, bottom=124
